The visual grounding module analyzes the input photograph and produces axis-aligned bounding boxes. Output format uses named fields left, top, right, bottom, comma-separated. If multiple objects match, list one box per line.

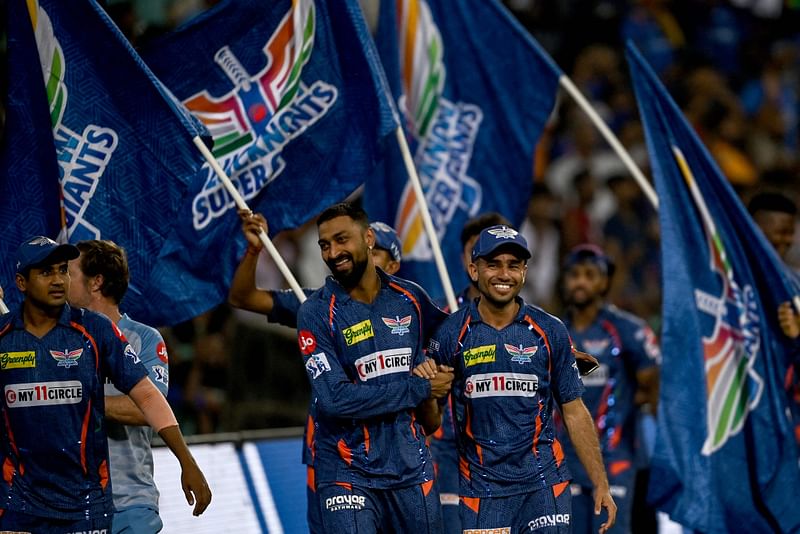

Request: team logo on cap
left=382, top=315, right=412, bottom=336
left=487, top=226, right=518, bottom=239
left=28, top=237, right=55, bottom=246
left=504, top=343, right=537, bottom=364
left=50, top=348, right=83, bottom=369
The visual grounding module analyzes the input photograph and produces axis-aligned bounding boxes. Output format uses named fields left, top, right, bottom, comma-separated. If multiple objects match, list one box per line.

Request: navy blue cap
left=471, top=225, right=531, bottom=261
left=15, top=236, right=80, bottom=274
left=370, top=222, right=402, bottom=262
left=563, top=244, right=615, bottom=277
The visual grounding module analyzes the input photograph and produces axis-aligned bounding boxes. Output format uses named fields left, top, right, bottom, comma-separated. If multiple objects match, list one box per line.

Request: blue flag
left=364, top=0, right=562, bottom=301
left=139, top=0, right=398, bottom=324
left=628, top=44, right=800, bottom=533
left=0, top=0, right=208, bottom=320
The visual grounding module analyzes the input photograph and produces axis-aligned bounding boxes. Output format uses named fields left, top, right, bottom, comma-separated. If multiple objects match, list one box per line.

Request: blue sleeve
left=427, top=317, right=459, bottom=369
left=139, top=328, right=169, bottom=397
left=97, top=317, right=149, bottom=394
left=626, top=322, right=661, bottom=372
left=297, top=301, right=432, bottom=419
left=549, top=320, right=584, bottom=405
left=267, top=288, right=314, bottom=328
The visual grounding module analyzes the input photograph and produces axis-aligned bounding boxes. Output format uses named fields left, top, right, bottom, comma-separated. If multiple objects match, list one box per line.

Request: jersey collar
left=323, top=267, right=391, bottom=305
left=467, top=296, right=527, bottom=325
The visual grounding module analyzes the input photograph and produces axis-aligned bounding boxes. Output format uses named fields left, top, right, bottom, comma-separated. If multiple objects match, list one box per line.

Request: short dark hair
left=747, top=192, right=797, bottom=217
left=316, top=202, right=369, bottom=229
left=460, top=212, right=512, bottom=248
left=75, top=240, right=129, bottom=304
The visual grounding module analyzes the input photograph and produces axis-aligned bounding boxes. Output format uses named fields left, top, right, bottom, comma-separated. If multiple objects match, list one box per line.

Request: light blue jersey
left=105, top=314, right=169, bottom=516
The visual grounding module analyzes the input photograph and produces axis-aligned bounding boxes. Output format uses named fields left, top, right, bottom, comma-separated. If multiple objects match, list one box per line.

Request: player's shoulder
left=384, top=272, right=434, bottom=302
left=297, top=284, right=333, bottom=316
left=120, top=315, right=161, bottom=340
left=521, top=302, right=568, bottom=334
left=438, top=304, right=470, bottom=332
left=603, top=305, right=649, bottom=332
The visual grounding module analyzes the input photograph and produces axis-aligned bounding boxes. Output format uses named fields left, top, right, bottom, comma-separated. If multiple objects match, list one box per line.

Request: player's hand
left=594, top=485, right=617, bottom=533
left=428, top=367, right=454, bottom=399
left=239, top=209, right=268, bottom=251
left=181, top=460, right=212, bottom=516
left=574, top=349, right=599, bottom=368
left=413, top=358, right=438, bottom=379
left=778, top=301, right=800, bottom=339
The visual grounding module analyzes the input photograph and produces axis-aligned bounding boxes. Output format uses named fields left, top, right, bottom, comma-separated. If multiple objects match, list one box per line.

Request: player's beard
left=327, top=250, right=369, bottom=289
left=566, top=288, right=597, bottom=310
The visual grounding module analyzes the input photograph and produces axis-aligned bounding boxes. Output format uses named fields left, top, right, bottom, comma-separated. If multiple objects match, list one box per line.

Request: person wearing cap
left=559, top=244, right=660, bottom=534
left=228, top=210, right=406, bottom=533
left=426, top=225, right=616, bottom=533
left=67, top=240, right=172, bottom=534
left=0, top=236, right=211, bottom=532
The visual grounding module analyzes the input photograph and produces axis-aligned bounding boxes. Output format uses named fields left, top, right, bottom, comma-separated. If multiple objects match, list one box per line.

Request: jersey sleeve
left=267, top=288, right=314, bottom=328
left=138, top=328, right=169, bottom=397
left=297, top=300, right=432, bottom=419
left=416, top=285, right=449, bottom=344
left=627, top=322, right=661, bottom=372
left=549, top=319, right=584, bottom=406
left=97, top=317, right=149, bottom=394
left=427, top=317, right=460, bottom=369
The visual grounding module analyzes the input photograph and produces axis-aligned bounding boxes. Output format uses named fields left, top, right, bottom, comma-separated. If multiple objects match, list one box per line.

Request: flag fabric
left=627, top=43, right=800, bottom=533
left=0, top=0, right=208, bottom=320
left=140, top=0, right=398, bottom=324
left=364, top=0, right=561, bottom=301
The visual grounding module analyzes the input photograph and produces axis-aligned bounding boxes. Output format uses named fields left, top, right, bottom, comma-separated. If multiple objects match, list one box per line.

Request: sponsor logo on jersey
left=463, top=529, right=511, bottom=534
left=428, top=339, right=440, bottom=352
left=342, top=319, right=374, bottom=346
left=298, top=330, right=317, bottom=355
left=152, top=365, right=169, bottom=385
left=382, top=315, right=412, bottom=336
left=325, top=494, right=365, bottom=511
left=579, top=363, right=609, bottom=387
left=528, top=514, right=570, bottom=530
left=305, top=352, right=331, bottom=380
left=464, top=372, right=538, bottom=398
left=463, top=345, right=496, bottom=367
left=156, top=341, right=169, bottom=364
left=0, top=351, right=36, bottom=370
left=355, top=348, right=412, bottom=381
left=124, top=344, right=140, bottom=364
left=5, top=381, right=82, bottom=407
left=504, top=343, right=537, bottom=364
left=50, top=348, right=83, bottom=368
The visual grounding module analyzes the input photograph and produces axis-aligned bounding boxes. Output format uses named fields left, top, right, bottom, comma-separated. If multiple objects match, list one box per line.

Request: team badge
left=124, top=344, right=141, bottom=364
left=50, top=348, right=83, bottom=369
left=152, top=365, right=169, bottom=385
left=488, top=226, right=518, bottom=239
left=504, top=343, right=537, bottom=364
left=382, top=315, right=412, bottom=336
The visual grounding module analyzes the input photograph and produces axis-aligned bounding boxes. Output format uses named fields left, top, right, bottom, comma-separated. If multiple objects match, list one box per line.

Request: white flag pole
left=0, top=300, right=8, bottom=315
left=191, top=136, right=307, bottom=304
left=559, top=75, right=659, bottom=210
left=394, top=127, right=459, bottom=311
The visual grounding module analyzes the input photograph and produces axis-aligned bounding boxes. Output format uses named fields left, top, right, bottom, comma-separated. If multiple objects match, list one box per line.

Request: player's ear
left=468, top=262, right=478, bottom=282
left=365, top=227, right=375, bottom=250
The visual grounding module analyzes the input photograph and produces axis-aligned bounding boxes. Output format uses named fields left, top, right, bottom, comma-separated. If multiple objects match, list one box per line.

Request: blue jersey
left=562, top=305, right=660, bottom=486
left=0, top=305, right=148, bottom=520
left=429, top=298, right=584, bottom=498
left=106, top=314, right=169, bottom=512
left=296, top=269, right=447, bottom=489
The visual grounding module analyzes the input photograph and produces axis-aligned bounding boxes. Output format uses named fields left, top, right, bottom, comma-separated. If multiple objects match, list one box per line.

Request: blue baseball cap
left=563, top=244, right=615, bottom=277
left=15, top=236, right=80, bottom=274
left=370, top=222, right=402, bottom=262
left=471, top=225, right=531, bottom=261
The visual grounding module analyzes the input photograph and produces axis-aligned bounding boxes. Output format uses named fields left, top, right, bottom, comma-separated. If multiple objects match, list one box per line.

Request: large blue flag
left=364, top=0, right=561, bottom=301
left=0, top=0, right=208, bottom=320
left=628, top=44, right=800, bottom=533
left=140, top=0, right=398, bottom=324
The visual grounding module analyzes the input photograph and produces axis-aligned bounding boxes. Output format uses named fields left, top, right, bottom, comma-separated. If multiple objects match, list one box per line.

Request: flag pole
left=191, top=136, right=307, bottom=304
left=0, top=300, right=8, bottom=315
left=559, top=75, right=659, bottom=210
left=394, top=127, right=459, bottom=311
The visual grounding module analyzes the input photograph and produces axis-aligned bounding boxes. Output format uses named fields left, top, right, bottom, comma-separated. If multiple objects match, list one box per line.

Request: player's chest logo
left=0, top=351, right=36, bottom=370
left=463, top=344, right=496, bottom=367
left=504, top=343, right=538, bottom=364
left=50, top=347, right=83, bottom=369
left=580, top=338, right=609, bottom=357
left=382, top=315, right=412, bottom=336
left=354, top=348, right=412, bottom=381
left=342, top=319, right=374, bottom=346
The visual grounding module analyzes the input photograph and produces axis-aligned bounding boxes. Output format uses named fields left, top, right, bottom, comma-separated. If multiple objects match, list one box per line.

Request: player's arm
left=630, top=325, right=661, bottom=410
left=228, top=211, right=275, bottom=314
left=778, top=301, right=800, bottom=339
left=128, top=377, right=211, bottom=516
left=106, top=394, right=147, bottom=425
left=298, top=307, right=432, bottom=419
left=412, top=359, right=453, bottom=433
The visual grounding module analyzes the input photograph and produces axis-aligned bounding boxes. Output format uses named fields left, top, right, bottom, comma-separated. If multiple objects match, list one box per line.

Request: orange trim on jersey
left=3, top=458, right=15, bottom=485
left=421, top=479, right=434, bottom=497
left=532, top=399, right=543, bottom=457
left=2, top=410, right=22, bottom=477
left=794, top=424, right=800, bottom=444
left=457, top=316, right=472, bottom=346
left=337, top=438, right=353, bottom=466
left=0, top=323, right=11, bottom=338
left=328, top=294, right=337, bottom=332
left=553, top=481, right=569, bottom=498
left=98, top=459, right=109, bottom=490
left=307, top=466, right=316, bottom=491
left=464, top=405, right=483, bottom=464
left=335, top=481, right=352, bottom=490
left=459, top=455, right=471, bottom=481
left=363, top=424, right=371, bottom=455
left=552, top=437, right=565, bottom=467
left=609, top=424, right=623, bottom=450
left=306, top=414, right=316, bottom=461
left=461, top=496, right=480, bottom=514
left=609, top=460, right=631, bottom=477
left=70, top=321, right=99, bottom=370
left=523, top=315, right=551, bottom=372
left=389, top=282, right=421, bottom=321
left=410, top=411, right=418, bottom=439
left=80, top=400, right=92, bottom=474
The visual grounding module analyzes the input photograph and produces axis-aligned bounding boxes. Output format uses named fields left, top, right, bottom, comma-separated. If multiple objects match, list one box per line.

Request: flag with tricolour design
left=628, top=43, right=800, bottom=533
left=140, top=0, right=399, bottom=324
left=364, top=0, right=561, bottom=301
left=0, top=0, right=208, bottom=318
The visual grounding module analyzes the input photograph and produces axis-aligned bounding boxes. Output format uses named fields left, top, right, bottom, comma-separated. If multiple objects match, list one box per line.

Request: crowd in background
left=1, top=0, right=798, bottom=435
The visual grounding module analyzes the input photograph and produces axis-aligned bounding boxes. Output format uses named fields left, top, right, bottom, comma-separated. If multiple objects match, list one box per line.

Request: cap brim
left=33, top=244, right=80, bottom=269
left=474, top=242, right=531, bottom=261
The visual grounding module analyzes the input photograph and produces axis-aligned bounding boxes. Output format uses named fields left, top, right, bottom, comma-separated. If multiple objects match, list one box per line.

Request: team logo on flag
left=673, top=147, right=763, bottom=455
left=504, top=343, right=537, bottom=364
left=382, top=315, right=412, bottom=336
left=183, top=1, right=339, bottom=230
left=50, top=347, right=83, bottom=368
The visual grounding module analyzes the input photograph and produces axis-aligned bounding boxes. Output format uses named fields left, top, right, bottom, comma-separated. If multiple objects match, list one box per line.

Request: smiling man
left=427, top=225, right=616, bottom=534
